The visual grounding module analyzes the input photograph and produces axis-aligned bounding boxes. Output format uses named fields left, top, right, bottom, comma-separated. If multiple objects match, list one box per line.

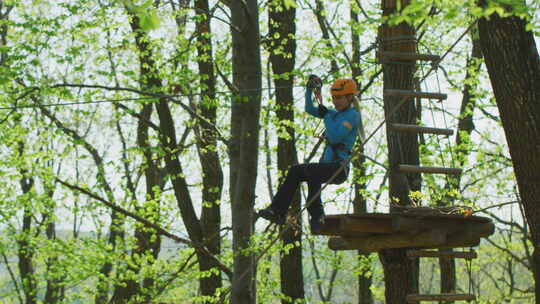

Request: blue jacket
left=305, top=88, right=362, bottom=163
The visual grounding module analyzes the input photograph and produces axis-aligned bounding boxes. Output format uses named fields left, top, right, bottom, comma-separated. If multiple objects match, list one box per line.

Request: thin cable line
left=0, top=96, right=155, bottom=110
left=421, top=62, right=447, bottom=170
left=436, top=68, right=457, bottom=169
left=0, top=85, right=308, bottom=111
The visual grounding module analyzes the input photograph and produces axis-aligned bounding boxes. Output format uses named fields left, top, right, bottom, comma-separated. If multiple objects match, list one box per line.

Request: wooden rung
left=384, top=89, right=447, bottom=100
left=377, top=51, right=441, bottom=62
left=398, top=165, right=462, bottom=175
left=389, top=123, right=453, bottom=136
left=407, top=250, right=477, bottom=259
left=407, top=293, right=476, bottom=303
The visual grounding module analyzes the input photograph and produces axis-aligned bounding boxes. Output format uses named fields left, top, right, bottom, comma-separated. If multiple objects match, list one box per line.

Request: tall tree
left=193, top=0, right=224, bottom=297
left=229, top=1, right=262, bottom=303
left=267, top=1, right=304, bottom=303
left=312, top=0, right=339, bottom=74
left=378, top=0, right=421, bottom=301
left=349, top=1, right=374, bottom=303
left=121, top=4, right=227, bottom=302
left=17, top=141, right=37, bottom=304
left=0, top=5, right=38, bottom=304
left=477, top=2, right=540, bottom=302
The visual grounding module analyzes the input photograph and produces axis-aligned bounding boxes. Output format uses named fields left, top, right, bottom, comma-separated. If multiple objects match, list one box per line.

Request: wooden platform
left=314, top=211, right=494, bottom=252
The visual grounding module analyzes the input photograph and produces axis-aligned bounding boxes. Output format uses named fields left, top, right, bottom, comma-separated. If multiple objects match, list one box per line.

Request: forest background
left=0, top=0, right=538, bottom=303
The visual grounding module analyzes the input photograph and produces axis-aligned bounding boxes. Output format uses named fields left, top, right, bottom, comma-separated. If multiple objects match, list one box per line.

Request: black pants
left=271, top=162, right=348, bottom=218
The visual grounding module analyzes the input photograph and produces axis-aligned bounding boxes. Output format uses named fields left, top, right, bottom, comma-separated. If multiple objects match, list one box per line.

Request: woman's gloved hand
left=306, top=74, right=322, bottom=89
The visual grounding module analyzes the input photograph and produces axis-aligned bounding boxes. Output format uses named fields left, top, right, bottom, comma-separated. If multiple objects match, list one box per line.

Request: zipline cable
left=0, top=85, right=313, bottom=111
left=0, top=96, right=155, bottom=110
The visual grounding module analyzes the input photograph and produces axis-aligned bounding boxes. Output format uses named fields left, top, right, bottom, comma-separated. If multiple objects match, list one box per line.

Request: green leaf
left=283, top=0, right=297, bottom=9
left=446, top=7, right=458, bottom=20
left=139, top=10, right=161, bottom=31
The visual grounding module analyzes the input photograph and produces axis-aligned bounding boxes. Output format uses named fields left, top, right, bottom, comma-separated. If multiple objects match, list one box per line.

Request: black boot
left=309, top=213, right=325, bottom=232
left=258, top=207, right=286, bottom=225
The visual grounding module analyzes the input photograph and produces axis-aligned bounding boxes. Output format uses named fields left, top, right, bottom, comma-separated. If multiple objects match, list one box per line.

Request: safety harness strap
left=328, top=142, right=351, bottom=162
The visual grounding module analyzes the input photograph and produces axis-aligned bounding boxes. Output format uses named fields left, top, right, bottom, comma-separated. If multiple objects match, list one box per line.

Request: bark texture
left=195, top=0, right=224, bottom=297
left=107, top=13, right=167, bottom=304
left=378, top=0, right=420, bottom=302
left=267, top=3, right=305, bottom=303
left=350, top=3, right=373, bottom=303
left=477, top=7, right=540, bottom=303
left=17, top=162, right=37, bottom=304
left=229, top=1, right=262, bottom=303
left=44, top=187, right=64, bottom=304
left=313, top=0, right=339, bottom=74
left=122, top=8, right=224, bottom=303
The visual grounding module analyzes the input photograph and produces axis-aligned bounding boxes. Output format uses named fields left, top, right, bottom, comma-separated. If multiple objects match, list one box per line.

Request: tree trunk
left=125, top=8, right=225, bottom=303
left=350, top=3, right=374, bottom=303
left=380, top=249, right=419, bottom=302
left=477, top=5, right=540, bottom=303
left=44, top=187, right=65, bottom=304
left=108, top=12, right=167, bottom=304
left=352, top=145, right=374, bottom=304
left=195, top=0, right=224, bottom=298
left=313, top=0, right=339, bottom=74
left=378, top=0, right=420, bottom=302
left=229, top=1, right=262, bottom=303
left=267, top=3, right=304, bottom=303
left=137, top=104, right=163, bottom=300
left=111, top=102, right=161, bottom=304
left=18, top=168, right=37, bottom=304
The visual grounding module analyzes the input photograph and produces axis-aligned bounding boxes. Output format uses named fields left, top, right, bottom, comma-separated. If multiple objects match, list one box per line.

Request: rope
left=435, top=67, right=458, bottom=169
left=419, top=59, right=452, bottom=201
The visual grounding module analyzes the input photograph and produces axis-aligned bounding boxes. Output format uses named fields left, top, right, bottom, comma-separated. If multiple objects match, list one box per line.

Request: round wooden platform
left=314, top=212, right=494, bottom=252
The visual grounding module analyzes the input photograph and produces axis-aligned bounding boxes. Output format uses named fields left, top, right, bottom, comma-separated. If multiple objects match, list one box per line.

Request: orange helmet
left=330, top=79, right=358, bottom=96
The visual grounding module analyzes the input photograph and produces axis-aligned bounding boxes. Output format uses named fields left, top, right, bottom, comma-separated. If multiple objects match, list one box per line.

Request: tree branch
left=1, top=251, right=23, bottom=304
left=56, top=178, right=233, bottom=279
left=48, top=83, right=229, bottom=145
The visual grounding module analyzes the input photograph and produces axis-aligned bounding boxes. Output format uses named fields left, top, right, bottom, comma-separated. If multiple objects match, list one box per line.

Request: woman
left=259, top=77, right=362, bottom=231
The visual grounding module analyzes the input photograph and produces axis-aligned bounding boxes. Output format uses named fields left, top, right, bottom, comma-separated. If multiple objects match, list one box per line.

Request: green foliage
left=269, top=0, right=298, bottom=10
left=121, top=0, right=161, bottom=31
left=0, top=0, right=536, bottom=302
